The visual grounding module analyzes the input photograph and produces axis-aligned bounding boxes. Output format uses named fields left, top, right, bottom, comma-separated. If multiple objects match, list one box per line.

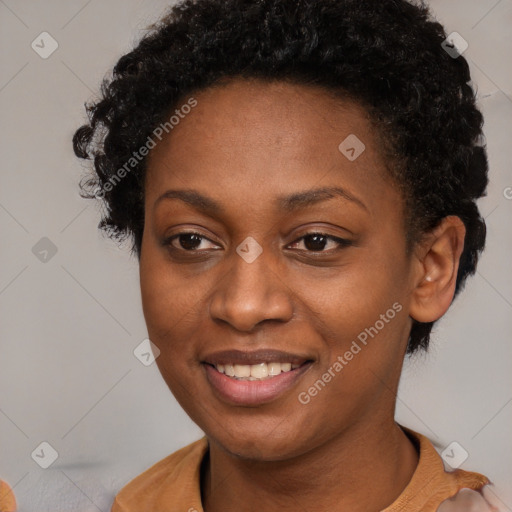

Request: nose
left=208, top=245, right=294, bottom=332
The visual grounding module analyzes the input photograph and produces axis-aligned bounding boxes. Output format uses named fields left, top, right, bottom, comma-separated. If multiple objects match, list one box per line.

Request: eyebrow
left=154, top=186, right=368, bottom=214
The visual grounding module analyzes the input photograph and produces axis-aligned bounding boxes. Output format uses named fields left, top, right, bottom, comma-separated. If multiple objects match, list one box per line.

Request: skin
left=139, top=78, right=466, bottom=511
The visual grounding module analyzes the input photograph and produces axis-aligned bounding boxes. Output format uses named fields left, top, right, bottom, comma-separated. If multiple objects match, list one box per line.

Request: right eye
left=163, top=231, right=221, bottom=252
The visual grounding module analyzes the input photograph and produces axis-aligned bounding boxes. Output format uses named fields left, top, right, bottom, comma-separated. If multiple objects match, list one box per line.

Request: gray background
left=0, top=1, right=511, bottom=510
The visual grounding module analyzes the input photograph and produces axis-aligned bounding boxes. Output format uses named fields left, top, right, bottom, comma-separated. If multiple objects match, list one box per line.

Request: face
left=140, top=78, right=417, bottom=461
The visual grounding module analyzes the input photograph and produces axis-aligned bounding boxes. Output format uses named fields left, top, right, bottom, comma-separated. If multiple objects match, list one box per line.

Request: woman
left=72, top=0, right=502, bottom=510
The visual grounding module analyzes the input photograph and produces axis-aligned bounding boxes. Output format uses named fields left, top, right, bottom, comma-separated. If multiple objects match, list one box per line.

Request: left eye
left=288, top=233, right=352, bottom=252
left=164, top=232, right=351, bottom=253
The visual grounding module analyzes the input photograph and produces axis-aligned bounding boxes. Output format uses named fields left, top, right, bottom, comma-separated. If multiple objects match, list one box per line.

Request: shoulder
left=437, top=485, right=506, bottom=511
left=436, top=458, right=505, bottom=512
left=387, top=427, right=504, bottom=512
left=111, top=437, right=208, bottom=511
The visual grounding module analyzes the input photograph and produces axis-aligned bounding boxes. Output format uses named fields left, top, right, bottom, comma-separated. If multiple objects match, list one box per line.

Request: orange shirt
left=0, top=480, right=16, bottom=512
left=111, top=427, right=502, bottom=512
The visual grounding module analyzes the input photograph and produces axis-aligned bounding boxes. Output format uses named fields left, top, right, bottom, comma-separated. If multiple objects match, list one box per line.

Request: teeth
left=268, top=362, right=281, bottom=376
left=251, top=362, right=268, bottom=379
left=214, top=362, right=301, bottom=380
left=234, top=364, right=251, bottom=378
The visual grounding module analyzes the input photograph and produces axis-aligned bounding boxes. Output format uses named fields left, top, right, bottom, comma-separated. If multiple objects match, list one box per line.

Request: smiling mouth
left=207, top=361, right=309, bottom=381
left=203, top=359, right=314, bottom=406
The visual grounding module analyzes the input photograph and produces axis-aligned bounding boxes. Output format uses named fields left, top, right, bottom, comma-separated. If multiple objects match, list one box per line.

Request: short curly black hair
left=72, top=0, right=488, bottom=354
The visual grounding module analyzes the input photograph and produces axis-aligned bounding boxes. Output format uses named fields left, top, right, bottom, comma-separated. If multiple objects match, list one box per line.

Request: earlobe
left=409, top=216, right=466, bottom=324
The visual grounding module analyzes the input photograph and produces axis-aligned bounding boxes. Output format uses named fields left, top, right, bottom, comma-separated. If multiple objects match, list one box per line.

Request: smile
left=203, top=360, right=313, bottom=406
left=214, top=362, right=301, bottom=380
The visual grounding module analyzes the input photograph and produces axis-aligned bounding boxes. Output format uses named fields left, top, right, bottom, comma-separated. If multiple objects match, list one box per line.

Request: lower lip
left=204, top=362, right=312, bottom=406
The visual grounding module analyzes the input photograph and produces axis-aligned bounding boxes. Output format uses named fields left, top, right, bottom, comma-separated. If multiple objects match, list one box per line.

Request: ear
left=409, top=216, right=466, bottom=323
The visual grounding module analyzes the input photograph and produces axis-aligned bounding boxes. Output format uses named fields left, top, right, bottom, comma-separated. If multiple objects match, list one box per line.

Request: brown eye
left=163, top=232, right=219, bottom=251
left=175, top=233, right=203, bottom=250
left=288, top=233, right=352, bottom=253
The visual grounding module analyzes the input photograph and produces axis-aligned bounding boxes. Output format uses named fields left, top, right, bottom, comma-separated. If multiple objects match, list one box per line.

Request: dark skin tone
left=139, top=78, right=466, bottom=511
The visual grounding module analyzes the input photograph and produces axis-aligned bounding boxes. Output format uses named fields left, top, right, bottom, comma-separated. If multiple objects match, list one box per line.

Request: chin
left=206, top=420, right=312, bottom=462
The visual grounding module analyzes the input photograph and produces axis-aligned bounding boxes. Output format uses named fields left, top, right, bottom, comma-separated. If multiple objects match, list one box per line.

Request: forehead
left=144, top=78, right=398, bottom=218
left=148, top=78, right=377, bottom=161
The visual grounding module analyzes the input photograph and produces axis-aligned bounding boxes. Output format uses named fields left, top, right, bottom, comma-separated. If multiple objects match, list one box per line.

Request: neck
left=201, top=420, right=419, bottom=512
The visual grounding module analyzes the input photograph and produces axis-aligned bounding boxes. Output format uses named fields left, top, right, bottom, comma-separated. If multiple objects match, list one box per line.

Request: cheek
left=292, top=244, right=410, bottom=399
left=295, top=295, right=407, bottom=432
left=140, top=260, right=203, bottom=412
left=139, top=247, right=197, bottom=360
left=295, top=250, right=407, bottom=342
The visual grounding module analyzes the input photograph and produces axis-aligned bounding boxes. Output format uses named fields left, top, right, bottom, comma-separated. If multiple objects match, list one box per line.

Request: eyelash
left=162, top=231, right=352, bottom=254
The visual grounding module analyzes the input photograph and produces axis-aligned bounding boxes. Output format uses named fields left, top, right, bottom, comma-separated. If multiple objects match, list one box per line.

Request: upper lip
left=202, top=349, right=313, bottom=366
